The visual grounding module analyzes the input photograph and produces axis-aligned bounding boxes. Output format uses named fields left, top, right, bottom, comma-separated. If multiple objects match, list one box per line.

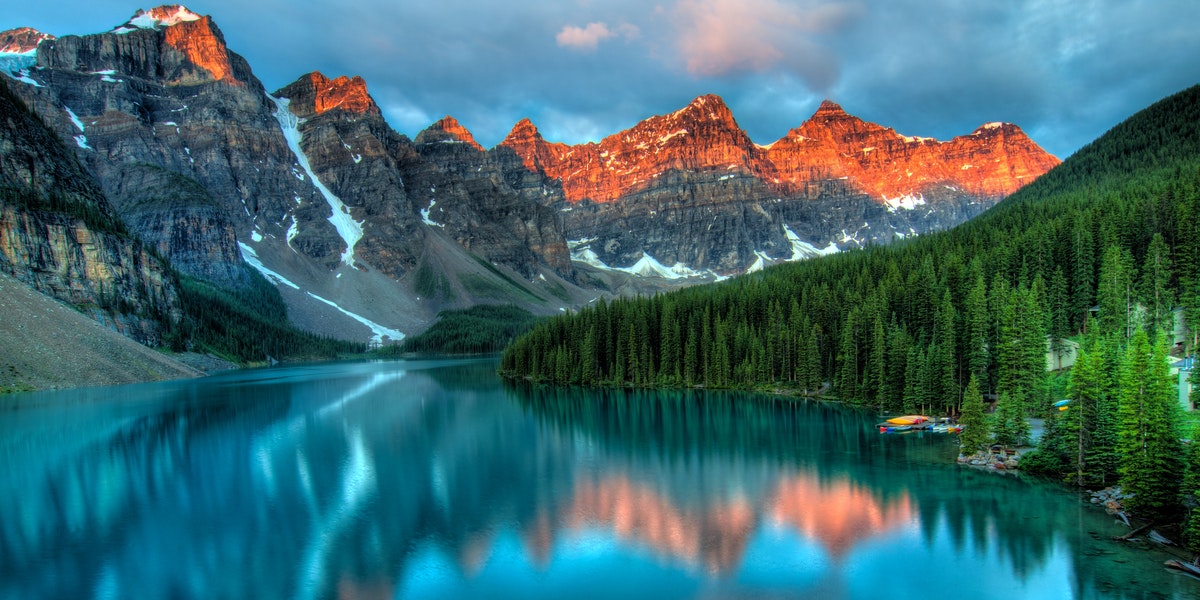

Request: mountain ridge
left=480, top=93, right=1059, bottom=205
left=0, top=4, right=1064, bottom=348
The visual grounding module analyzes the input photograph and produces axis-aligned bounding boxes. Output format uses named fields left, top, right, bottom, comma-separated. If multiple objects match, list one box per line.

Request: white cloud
left=556, top=21, right=640, bottom=52
left=672, top=0, right=861, bottom=87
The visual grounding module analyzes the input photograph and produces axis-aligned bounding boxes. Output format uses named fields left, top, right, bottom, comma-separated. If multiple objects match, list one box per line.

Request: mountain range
left=0, top=5, right=1059, bottom=347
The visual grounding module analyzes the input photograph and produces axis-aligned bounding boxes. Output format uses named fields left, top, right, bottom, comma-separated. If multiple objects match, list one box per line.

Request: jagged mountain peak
left=643, top=94, right=742, bottom=138
left=621, top=93, right=746, bottom=147
left=812, top=99, right=848, bottom=117
left=114, top=5, right=204, bottom=33
left=497, top=91, right=1059, bottom=206
left=275, top=71, right=378, bottom=117
left=969, top=121, right=1019, bottom=136
left=505, top=118, right=543, bottom=141
left=418, top=116, right=484, bottom=151
left=0, top=28, right=55, bottom=54
left=670, top=93, right=734, bottom=120
left=788, top=98, right=880, bottom=141
left=95, top=4, right=242, bottom=85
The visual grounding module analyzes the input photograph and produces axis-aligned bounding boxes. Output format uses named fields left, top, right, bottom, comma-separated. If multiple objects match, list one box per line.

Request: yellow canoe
left=887, top=415, right=930, bottom=425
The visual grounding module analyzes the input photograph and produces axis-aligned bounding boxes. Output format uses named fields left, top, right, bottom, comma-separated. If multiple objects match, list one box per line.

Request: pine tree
left=1021, top=282, right=1050, bottom=410
left=1138, top=233, right=1175, bottom=335
left=581, top=326, right=597, bottom=385
left=1072, top=225, right=1096, bottom=333
left=992, top=392, right=1017, bottom=447
left=1086, top=333, right=1122, bottom=486
left=1182, top=425, right=1200, bottom=558
left=933, top=290, right=959, bottom=414
left=1049, top=266, right=1071, bottom=354
left=1097, top=245, right=1135, bottom=339
left=804, top=324, right=822, bottom=393
left=837, top=306, right=862, bottom=400
left=993, top=391, right=1030, bottom=447
left=1117, top=329, right=1184, bottom=519
left=902, top=346, right=922, bottom=415
left=965, top=274, right=990, bottom=391
left=959, top=375, right=990, bottom=456
left=867, top=315, right=887, bottom=411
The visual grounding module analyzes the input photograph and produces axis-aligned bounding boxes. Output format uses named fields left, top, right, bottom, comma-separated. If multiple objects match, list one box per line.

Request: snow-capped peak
left=113, top=5, right=203, bottom=34
left=972, top=122, right=1008, bottom=135
left=0, top=28, right=54, bottom=55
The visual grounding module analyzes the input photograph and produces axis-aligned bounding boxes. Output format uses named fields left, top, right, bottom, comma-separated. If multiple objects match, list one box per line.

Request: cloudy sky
left=6, top=0, right=1199, bottom=158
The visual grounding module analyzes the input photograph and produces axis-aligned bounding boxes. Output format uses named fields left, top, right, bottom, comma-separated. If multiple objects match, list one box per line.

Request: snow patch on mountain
left=0, top=49, right=35, bottom=70
left=568, top=239, right=707, bottom=279
left=241, top=241, right=403, bottom=344
left=286, top=215, right=300, bottom=250
left=784, top=225, right=839, bottom=261
left=421, top=200, right=444, bottom=227
left=239, top=242, right=299, bottom=290
left=63, top=107, right=92, bottom=150
left=622, top=254, right=706, bottom=279
left=272, top=95, right=364, bottom=267
left=0, top=49, right=39, bottom=86
left=883, top=193, right=927, bottom=212
left=114, top=6, right=202, bottom=33
left=746, top=251, right=772, bottom=274
left=305, top=292, right=404, bottom=345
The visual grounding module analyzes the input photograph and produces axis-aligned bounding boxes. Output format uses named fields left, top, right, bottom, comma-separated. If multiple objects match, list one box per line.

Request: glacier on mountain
left=272, top=95, right=364, bottom=268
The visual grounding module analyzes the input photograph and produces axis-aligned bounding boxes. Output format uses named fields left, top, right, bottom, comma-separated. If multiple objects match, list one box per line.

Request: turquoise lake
left=1, top=358, right=1197, bottom=599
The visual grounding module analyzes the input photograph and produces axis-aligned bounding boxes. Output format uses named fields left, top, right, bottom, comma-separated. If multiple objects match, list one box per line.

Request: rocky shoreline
left=958, top=448, right=1023, bottom=471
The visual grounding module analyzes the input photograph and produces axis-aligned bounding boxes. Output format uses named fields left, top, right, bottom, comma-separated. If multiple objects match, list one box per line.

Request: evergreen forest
left=378, top=304, right=537, bottom=355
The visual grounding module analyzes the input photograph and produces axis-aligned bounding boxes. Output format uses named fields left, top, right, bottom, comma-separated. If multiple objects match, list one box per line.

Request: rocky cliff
left=495, top=95, right=1060, bottom=274
left=0, top=27, right=53, bottom=54
left=0, top=78, right=180, bottom=345
left=763, top=100, right=1059, bottom=201
left=8, top=8, right=308, bottom=283
left=411, top=115, right=572, bottom=278
left=0, top=8, right=581, bottom=344
left=500, top=95, right=1058, bottom=206
left=273, top=71, right=572, bottom=282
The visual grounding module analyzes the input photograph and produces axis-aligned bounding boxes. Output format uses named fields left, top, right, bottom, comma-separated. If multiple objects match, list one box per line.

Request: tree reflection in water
left=0, top=361, right=1193, bottom=599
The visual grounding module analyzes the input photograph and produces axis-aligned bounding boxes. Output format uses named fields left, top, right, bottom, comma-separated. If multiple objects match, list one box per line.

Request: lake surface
left=1, top=358, right=1197, bottom=599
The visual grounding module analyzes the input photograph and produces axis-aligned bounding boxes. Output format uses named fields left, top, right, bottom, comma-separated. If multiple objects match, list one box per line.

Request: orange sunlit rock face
left=0, top=27, right=54, bottom=54
left=162, top=16, right=238, bottom=84
left=308, top=73, right=376, bottom=115
left=769, top=476, right=914, bottom=560
left=499, top=95, right=1060, bottom=204
left=428, top=116, right=485, bottom=151
left=764, top=100, right=1060, bottom=200
left=500, top=118, right=572, bottom=176
left=276, top=72, right=381, bottom=119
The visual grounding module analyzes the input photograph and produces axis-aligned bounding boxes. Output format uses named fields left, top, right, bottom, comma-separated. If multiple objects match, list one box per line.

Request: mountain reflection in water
left=0, top=359, right=1195, bottom=599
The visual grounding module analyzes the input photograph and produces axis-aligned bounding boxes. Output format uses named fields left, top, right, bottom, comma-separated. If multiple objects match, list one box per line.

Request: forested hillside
left=501, top=85, right=1200, bottom=420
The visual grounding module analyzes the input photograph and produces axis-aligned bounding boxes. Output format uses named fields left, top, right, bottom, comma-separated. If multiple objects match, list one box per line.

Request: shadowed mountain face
left=0, top=78, right=181, bottom=345
left=0, top=4, right=1058, bottom=342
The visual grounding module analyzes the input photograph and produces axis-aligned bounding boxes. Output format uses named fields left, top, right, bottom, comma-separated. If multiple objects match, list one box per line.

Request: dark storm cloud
left=6, top=0, right=1199, bottom=157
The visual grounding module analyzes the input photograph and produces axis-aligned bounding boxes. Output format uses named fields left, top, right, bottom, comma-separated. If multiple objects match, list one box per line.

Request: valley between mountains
left=0, top=5, right=1058, bottom=355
